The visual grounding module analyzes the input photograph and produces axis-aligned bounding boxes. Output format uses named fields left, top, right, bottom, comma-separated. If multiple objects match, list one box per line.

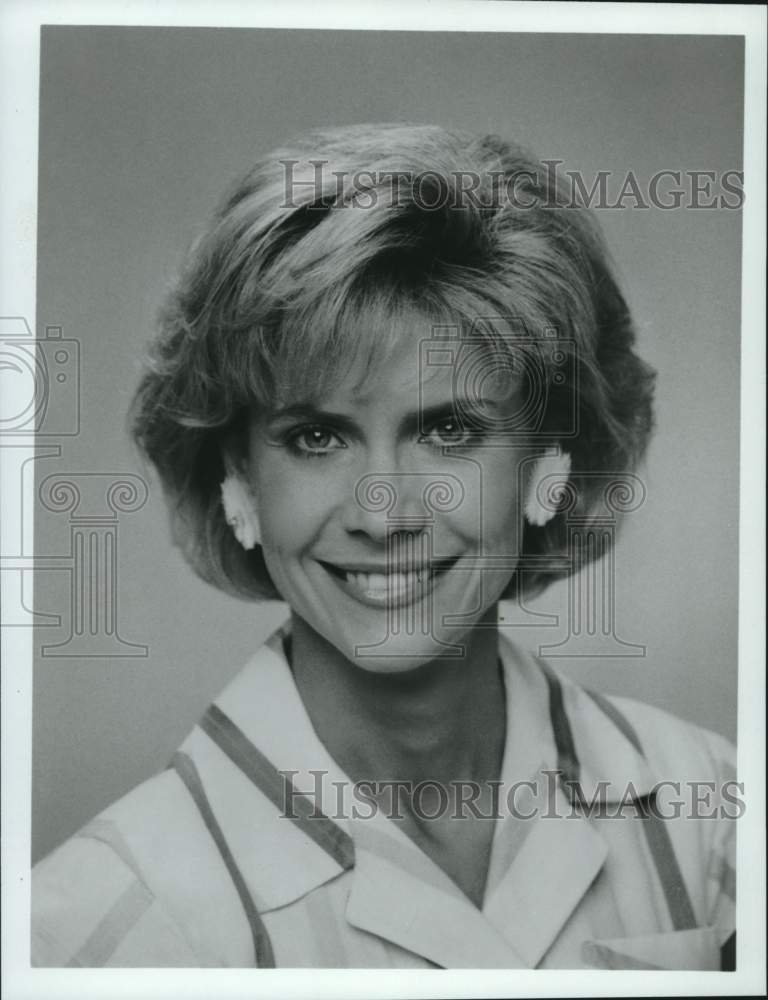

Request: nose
left=340, top=471, right=436, bottom=542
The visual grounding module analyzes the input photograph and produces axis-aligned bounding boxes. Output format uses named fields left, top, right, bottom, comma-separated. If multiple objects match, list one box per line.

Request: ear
left=524, top=448, right=571, bottom=527
left=219, top=442, right=261, bottom=550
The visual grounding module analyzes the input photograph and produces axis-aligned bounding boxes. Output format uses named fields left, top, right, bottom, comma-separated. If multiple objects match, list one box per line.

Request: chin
left=331, top=622, right=477, bottom=674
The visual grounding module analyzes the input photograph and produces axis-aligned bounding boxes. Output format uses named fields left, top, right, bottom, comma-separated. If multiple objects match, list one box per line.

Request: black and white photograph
left=1, top=2, right=765, bottom=997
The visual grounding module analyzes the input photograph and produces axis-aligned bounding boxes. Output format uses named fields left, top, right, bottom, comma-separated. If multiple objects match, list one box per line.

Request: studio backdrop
left=29, top=26, right=743, bottom=862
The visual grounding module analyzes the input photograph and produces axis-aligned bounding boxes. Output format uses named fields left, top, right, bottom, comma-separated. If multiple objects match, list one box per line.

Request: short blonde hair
left=131, top=123, right=655, bottom=601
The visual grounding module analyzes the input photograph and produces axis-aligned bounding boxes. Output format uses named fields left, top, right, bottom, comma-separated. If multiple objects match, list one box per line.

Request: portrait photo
left=1, top=3, right=765, bottom=998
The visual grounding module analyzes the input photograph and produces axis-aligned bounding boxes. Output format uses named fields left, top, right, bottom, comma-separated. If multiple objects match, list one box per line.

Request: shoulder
left=32, top=628, right=306, bottom=968
left=32, top=770, right=200, bottom=966
left=533, top=647, right=737, bottom=782
left=546, top=668, right=738, bottom=945
left=32, top=745, right=262, bottom=967
left=587, top=687, right=736, bottom=783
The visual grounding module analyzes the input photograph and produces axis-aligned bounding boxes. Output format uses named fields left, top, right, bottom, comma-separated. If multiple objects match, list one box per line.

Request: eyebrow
left=264, top=398, right=505, bottom=432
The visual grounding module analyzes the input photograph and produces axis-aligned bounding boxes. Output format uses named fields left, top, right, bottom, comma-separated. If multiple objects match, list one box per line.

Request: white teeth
left=344, top=570, right=431, bottom=593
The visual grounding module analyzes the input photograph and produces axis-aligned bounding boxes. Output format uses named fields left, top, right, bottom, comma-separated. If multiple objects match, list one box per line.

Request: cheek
left=446, top=452, right=526, bottom=547
left=484, top=475, right=523, bottom=538
left=250, top=451, right=336, bottom=557
left=260, top=481, right=313, bottom=555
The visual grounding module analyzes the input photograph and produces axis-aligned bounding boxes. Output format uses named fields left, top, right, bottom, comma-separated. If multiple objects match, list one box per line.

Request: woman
left=32, top=123, right=737, bottom=970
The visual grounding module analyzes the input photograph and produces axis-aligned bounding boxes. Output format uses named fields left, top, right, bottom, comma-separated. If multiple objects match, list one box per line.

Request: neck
left=288, top=607, right=506, bottom=789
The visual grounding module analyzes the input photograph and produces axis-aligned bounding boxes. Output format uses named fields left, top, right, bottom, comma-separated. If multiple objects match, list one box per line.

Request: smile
left=317, top=558, right=458, bottom=607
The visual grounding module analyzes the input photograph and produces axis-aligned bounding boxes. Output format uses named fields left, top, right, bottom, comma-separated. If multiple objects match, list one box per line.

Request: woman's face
left=247, top=328, right=534, bottom=673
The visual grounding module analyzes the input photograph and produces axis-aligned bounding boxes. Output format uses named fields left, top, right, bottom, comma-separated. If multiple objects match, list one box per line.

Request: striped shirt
left=32, top=624, right=737, bottom=969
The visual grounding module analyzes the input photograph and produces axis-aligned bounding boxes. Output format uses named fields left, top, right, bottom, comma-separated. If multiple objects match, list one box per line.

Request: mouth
left=317, top=557, right=459, bottom=607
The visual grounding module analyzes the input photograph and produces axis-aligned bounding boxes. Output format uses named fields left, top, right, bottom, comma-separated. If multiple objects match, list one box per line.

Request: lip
left=316, top=557, right=459, bottom=609
left=318, top=558, right=456, bottom=575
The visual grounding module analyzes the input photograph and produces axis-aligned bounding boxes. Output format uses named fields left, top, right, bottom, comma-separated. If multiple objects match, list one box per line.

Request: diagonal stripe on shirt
left=200, top=703, right=355, bottom=872
left=537, top=658, right=580, bottom=787
left=584, top=688, right=644, bottom=755
left=639, top=798, right=697, bottom=930
left=66, top=879, right=153, bottom=967
left=541, top=662, right=699, bottom=932
left=172, top=750, right=276, bottom=966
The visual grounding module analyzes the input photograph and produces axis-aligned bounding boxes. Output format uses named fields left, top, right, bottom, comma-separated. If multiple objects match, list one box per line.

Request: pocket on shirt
left=582, top=926, right=720, bottom=970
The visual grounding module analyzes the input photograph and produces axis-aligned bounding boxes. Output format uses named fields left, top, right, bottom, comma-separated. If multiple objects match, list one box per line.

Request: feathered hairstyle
left=130, top=123, right=655, bottom=601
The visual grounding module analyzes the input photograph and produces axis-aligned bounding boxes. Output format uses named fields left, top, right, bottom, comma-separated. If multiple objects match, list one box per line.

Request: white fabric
left=32, top=623, right=737, bottom=968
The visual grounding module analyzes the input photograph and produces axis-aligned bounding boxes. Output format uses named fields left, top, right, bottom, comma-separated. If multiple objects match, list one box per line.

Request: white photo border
left=1, top=2, right=765, bottom=998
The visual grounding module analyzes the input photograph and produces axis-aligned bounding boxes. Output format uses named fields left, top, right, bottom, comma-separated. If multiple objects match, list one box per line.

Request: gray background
left=33, top=27, right=743, bottom=862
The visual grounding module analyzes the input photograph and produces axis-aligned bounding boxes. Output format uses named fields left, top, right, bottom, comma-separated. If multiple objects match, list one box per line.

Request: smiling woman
left=244, top=330, right=538, bottom=673
left=31, top=123, right=736, bottom=970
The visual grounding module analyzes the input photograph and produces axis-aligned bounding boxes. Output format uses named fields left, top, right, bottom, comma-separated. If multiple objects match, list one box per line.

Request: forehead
left=308, top=336, right=518, bottom=419
left=335, top=337, right=445, bottom=410
left=262, top=292, right=522, bottom=417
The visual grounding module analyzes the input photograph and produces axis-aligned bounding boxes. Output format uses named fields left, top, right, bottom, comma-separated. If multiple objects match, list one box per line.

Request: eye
left=286, top=424, right=346, bottom=458
left=421, top=416, right=475, bottom=448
